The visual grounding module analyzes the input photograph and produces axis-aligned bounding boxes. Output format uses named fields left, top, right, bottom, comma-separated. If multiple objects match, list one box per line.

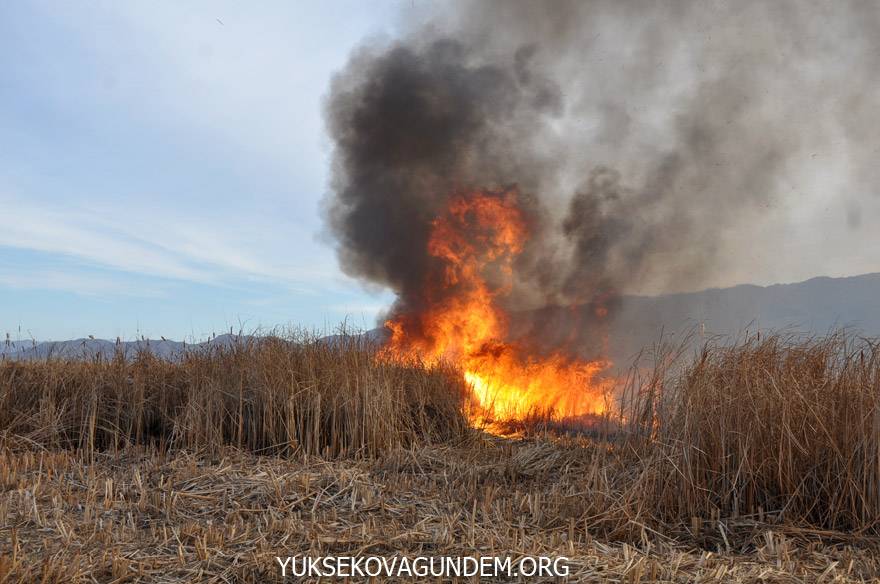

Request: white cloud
left=0, top=1, right=412, bottom=300
left=0, top=194, right=210, bottom=281
left=0, top=191, right=351, bottom=292
left=0, top=266, right=168, bottom=298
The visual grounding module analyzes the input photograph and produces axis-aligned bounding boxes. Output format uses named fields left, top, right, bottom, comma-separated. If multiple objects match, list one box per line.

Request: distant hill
left=510, top=272, right=880, bottom=366
left=4, top=273, right=879, bottom=363
left=0, top=333, right=250, bottom=361
left=611, top=272, right=880, bottom=357
left=625, top=272, right=880, bottom=334
left=584, top=273, right=880, bottom=362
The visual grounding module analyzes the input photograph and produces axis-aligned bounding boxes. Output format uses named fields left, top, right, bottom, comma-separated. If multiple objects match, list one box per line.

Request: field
left=1, top=332, right=880, bottom=582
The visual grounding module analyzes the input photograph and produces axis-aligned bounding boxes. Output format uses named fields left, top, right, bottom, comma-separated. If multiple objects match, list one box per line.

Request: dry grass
left=0, top=334, right=468, bottom=459
left=1, top=443, right=878, bottom=583
left=621, top=332, right=880, bottom=535
left=1, top=330, right=880, bottom=582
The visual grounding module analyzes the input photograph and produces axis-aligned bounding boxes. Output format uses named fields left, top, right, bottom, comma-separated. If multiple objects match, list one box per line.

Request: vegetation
left=623, top=331, right=880, bottom=535
left=0, top=334, right=468, bottom=458
left=1, top=331, right=879, bottom=582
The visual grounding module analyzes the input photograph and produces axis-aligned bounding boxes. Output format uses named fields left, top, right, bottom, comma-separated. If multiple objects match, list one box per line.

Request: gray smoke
left=324, top=0, right=880, bottom=352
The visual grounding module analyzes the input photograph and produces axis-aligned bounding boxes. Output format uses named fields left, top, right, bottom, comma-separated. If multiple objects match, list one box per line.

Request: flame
left=382, top=188, right=612, bottom=427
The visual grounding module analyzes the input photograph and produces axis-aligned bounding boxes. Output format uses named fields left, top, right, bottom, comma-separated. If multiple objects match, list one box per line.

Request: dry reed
left=2, top=330, right=880, bottom=582
left=0, top=333, right=469, bottom=458
left=622, top=331, right=880, bottom=534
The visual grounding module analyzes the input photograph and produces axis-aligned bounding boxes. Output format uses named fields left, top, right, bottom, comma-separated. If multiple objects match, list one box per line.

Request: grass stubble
left=1, top=331, right=879, bottom=582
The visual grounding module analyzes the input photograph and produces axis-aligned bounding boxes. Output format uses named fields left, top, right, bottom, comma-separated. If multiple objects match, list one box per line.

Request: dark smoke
left=324, top=36, right=559, bottom=321
left=324, top=0, right=880, bottom=355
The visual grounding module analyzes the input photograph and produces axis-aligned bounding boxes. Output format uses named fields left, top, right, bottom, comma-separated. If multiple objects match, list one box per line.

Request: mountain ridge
left=4, top=272, right=879, bottom=362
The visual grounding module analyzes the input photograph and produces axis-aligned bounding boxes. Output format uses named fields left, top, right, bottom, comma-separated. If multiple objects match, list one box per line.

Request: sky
left=2, top=1, right=878, bottom=342
left=0, top=1, right=427, bottom=341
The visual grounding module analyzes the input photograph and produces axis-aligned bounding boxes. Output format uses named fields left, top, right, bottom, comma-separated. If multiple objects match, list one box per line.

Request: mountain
left=612, top=272, right=880, bottom=355
left=0, top=334, right=249, bottom=361
left=4, top=273, right=879, bottom=363
left=624, top=272, right=880, bottom=334
left=510, top=272, right=880, bottom=366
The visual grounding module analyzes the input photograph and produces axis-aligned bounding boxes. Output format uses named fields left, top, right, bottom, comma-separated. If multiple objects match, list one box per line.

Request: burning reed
left=2, top=330, right=880, bottom=540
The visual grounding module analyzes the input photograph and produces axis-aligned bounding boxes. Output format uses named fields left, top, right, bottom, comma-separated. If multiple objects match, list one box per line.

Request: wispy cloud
left=0, top=265, right=169, bottom=298
left=0, top=2, right=405, bottom=338
left=0, top=191, right=342, bottom=293
left=0, top=193, right=212, bottom=282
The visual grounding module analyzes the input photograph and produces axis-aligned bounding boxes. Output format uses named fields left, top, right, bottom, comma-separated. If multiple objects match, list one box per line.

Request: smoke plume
left=324, top=0, right=880, bottom=353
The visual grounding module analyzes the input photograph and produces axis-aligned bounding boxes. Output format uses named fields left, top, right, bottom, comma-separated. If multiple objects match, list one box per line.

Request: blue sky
left=0, top=1, right=428, bottom=341
left=3, top=1, right=879, bottom=341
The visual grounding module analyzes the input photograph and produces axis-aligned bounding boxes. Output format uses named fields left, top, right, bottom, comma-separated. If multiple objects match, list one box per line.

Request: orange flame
left=383, top=188, right=612, bottom=426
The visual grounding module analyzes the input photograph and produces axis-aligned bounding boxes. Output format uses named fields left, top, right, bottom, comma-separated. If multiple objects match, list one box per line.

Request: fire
left=382, top=187, right=612, bottom=426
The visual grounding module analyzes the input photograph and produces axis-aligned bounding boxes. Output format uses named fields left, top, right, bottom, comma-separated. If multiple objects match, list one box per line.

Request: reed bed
left=0, top=334, right=469, bottom=458
left=621, top=332, right=880, bottom=535
left=2, top=330, right=880, bottom=582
